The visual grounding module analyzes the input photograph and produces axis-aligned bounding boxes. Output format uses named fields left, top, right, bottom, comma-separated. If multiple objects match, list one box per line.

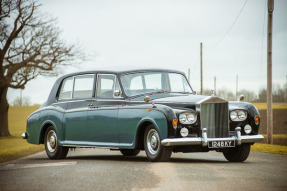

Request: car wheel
left=144, top=124, right=172, bottom=162
left=223, top=144, right=250, bottom=162
left=44, top=126, right=68, bottom=159
left=120, top=149, right=140, bottom=156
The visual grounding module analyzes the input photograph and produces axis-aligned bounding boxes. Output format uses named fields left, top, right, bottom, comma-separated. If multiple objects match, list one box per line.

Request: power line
left=207, top=0, right=248, bottom=48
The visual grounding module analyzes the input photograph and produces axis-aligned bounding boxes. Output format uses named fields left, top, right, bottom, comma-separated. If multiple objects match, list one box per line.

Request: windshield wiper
left=170, top=91, right=192, bottom=94
left=146, top=90, right=171, bottom=95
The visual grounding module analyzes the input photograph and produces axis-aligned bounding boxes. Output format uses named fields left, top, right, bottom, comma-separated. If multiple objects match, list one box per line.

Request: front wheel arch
left=135, top=119, right=163, bottom=150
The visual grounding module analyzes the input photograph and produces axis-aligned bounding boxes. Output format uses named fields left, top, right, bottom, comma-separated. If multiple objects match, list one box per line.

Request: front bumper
left=161, top=127, right=264, bottom=147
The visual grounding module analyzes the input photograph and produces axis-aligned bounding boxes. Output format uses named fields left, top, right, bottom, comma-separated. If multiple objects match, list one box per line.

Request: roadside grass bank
left=251, top=143, right=287, bottom=155
left=262, top=134, right=287, bottom=146
left=252, top=102, right=287, bottom=110
left=0, top=106, right=43, bottom=163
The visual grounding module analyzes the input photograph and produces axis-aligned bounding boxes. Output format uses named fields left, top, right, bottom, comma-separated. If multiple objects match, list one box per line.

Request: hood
left=130, top=94, right=207, bottom=110
left=129, top=94, right=256, bottom=112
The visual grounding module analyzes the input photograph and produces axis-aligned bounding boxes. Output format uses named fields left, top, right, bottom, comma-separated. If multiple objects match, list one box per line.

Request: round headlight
left=230, top=111, right=237, bottom=120
left=244, top=124, right=252, bottom=134
left=238, top=110, right=246, bottom=120
left=187, top=113, right=196, bottom=123
left=179, top=113, right=197, bottom=124
left=179, top=114, right=187, bottom=123
left=180, top=127, right=189, bottom=137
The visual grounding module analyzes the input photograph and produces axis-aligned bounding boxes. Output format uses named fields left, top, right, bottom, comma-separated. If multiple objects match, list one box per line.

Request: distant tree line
left=202, top=81, right=287, bottom=102
left=12, top=96, right=31, bottom=106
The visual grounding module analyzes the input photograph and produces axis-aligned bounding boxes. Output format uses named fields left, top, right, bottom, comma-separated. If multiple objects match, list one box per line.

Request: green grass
left=0, top=106, right=44, bottom=163
left=251, top=143, right=287, bottom=155
left=252, top=102, right=287, bottom=110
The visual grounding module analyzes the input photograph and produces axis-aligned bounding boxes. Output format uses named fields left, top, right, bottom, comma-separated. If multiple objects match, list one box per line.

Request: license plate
left=208, top=140, right=235, bottom=148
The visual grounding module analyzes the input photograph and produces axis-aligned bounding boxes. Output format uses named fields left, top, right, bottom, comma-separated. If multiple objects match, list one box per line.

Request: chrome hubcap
left=46, top=130, right=57, bottom=153
left=147, top=129, right=160, bottom=155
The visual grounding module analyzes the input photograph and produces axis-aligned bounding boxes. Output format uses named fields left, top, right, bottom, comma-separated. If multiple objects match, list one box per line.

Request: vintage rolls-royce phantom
left=23, top=69, right=263, bottom=162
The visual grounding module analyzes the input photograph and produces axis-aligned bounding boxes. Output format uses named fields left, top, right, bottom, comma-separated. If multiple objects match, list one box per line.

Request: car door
left=86, top=74, right=124, bottom=146
left=63, top=74, right=95, bottom=143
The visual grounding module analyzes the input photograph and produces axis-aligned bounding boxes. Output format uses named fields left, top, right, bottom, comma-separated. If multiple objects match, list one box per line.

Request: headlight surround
left=230, top=110, right=247, bottom=121
left=179, top=113, right=197, bottom=124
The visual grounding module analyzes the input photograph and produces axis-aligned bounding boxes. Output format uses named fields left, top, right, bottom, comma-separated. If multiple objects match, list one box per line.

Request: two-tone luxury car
left=23, top=69, right=264, bottom=162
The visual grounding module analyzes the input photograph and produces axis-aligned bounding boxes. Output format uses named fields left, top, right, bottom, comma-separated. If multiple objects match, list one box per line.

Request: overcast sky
left=7, top=0, right=287, bottom=105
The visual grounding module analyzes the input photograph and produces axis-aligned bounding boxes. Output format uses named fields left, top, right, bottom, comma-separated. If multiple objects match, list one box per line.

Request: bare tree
left=216, top=88, right=235, bottom=101
left=0, top=0, right=81, bottom=136
left=238, top=89, right=258, bottom=102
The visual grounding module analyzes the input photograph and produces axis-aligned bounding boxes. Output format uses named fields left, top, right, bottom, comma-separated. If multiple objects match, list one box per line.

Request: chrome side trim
left=161, top=134, right=264, bottom=147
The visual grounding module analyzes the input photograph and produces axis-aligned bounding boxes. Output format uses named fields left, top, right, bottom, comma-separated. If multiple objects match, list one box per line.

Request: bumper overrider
left=161, top=127, right=264, bottom=147
left=22, top=132, right=29, bottom=139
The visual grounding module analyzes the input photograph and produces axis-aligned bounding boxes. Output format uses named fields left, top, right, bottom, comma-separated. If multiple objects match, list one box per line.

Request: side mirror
left=114, top=90, right=121, bottom=97
left=193, top=91, right=196, bottom=95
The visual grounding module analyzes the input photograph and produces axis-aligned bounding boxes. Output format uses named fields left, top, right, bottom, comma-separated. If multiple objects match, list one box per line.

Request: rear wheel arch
left=39, top=122, right=57, bottom=144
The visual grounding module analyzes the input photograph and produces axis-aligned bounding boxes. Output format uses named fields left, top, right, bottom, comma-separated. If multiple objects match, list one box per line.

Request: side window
left=73, top=75, right=94, bottom=98
left=97, top=74, right=122, bottom=98
left=58, top=77, right=73, bottom=100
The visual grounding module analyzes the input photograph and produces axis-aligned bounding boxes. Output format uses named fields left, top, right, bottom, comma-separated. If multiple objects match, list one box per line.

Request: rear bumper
left=161, top=127, right=264, bottom=147
left=22, top=132, right=29, bottom=139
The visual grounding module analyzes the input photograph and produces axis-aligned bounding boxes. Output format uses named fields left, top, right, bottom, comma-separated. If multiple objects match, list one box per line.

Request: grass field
left=252, top=102, right=287, bottom=110
left=0, top=106, right=43, bottom=163
left=0, top=105, right=286, bottom=163
left=251, top=143, right=287, bottom=155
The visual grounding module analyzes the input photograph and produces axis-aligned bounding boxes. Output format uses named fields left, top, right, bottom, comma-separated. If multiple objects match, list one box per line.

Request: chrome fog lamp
left=180, top=127, right=189, bottom=137
left=244, top=124, right=252, bottom=134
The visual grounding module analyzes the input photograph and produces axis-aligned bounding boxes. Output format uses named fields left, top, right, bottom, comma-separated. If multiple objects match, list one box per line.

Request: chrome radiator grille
left=200, top=103, right=229, bottom=138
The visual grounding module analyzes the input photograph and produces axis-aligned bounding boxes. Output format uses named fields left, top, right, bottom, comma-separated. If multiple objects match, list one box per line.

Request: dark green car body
left=24, top=69, right=264, bottom=162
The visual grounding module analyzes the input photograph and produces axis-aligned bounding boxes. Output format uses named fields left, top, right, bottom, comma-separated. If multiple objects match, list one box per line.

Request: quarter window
left=58, top=77, right=73, bottom=99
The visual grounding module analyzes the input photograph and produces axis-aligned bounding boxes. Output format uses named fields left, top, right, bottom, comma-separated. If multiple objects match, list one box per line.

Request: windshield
left=121, top=72, right=193, bottom=97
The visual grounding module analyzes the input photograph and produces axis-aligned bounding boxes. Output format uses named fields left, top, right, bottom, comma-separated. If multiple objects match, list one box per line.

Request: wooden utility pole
left=214, top=76, right=216, bottom=95
left=236, top=75, right=238, bottom=99
left=267, top=0, right=274, bottom=144
left=200, top=42, right=203, bottom=95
